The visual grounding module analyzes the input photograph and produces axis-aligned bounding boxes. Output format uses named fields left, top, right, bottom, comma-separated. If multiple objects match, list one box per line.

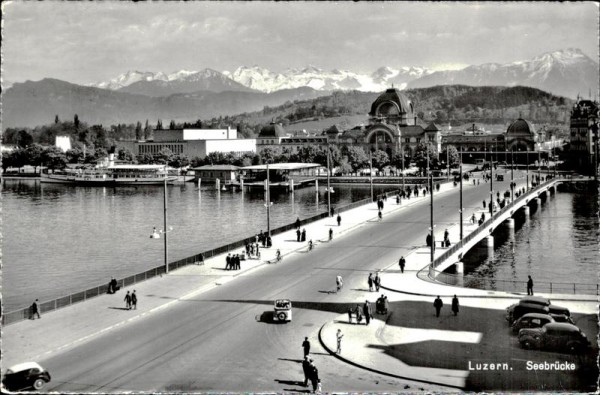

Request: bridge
left=429, top=177, right=565, bottom=279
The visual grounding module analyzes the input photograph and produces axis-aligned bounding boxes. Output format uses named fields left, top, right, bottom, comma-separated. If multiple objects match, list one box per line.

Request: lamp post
left=429, top=154, right=435, bottom=265
left=459, top=147, right=464, bottom=240
left=369, top=150, right=374, bottom=202
left=490, top=154, right=494, bottom=216
left=399, top=128, right=405, bottom=192
left=446, top=148, right=450, bottom=181
left=511, top=148, right=515, bottom=202
left=327, top=147, right=331, bottom=216
left=266, top=161, right=272, bottom=237
left=150, top=174, right=171, bottom=274
left=526, top=150, right=529, bottom=191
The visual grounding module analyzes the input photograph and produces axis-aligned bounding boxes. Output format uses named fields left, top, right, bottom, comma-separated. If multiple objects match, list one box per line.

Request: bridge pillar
left=522, top=205, right=530, bottom=218
left=504, top=218, right=515, bottom=229
left=535, top=197, right=542, bottom=207
left=290, top=179, right=294, bottom=193
left=197, top=177, right=201, bottom=189
left=216, top=178, right=220, bottom=190
left=315, top=178, right=319, bottom=191
left=240, top=177, right=244, bottom=191
left=454, top=261, right=464, bottom=274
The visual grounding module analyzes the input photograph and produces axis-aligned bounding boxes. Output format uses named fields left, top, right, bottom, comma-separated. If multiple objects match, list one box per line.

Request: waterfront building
left=256, top=88, right=442, bottom=157
left=192, top=164, right=241, bottom=184
left=55, top=136, right=72, bottom=152
left=568, top=98, right=599, bottom=171
left=116, top=127, right=256, bottom=159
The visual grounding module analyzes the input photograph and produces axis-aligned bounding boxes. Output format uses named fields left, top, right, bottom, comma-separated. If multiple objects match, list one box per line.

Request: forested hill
left=219, top=85, right=573, bottom=133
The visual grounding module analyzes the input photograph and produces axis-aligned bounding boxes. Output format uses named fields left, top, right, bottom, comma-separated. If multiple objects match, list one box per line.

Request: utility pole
left=369, top=151, right=374, bottom=202
left=459, top=148, right=463, bottom=240
left=429, top=155, right=434, bottom=265
left=511, top=148, right=515, bottom=202
left=266, top=161, right=271, bottom=237
left=490, top=154, right=494, bottom=216
left=163, top=175, right=169, bottom=274
left=327, top=148, right=331, bottom=216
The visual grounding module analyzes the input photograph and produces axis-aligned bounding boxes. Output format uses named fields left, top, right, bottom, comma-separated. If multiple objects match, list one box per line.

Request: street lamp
left=150, top=175, right=172, bottom=274
left=327, top=146, right=332, bottom=216
left=459, top=147, right=464, bottom=240
left=429, top=155, right=435, bottom=264
left=511, top=148, right=515, bottom=202
left=265, top=161, right=272, bottom=238
left=369, top=151, right=374, bottom=201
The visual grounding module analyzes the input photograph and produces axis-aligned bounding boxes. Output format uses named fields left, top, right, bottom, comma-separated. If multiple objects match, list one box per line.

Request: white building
left=55, top=136, right=72, bottom=152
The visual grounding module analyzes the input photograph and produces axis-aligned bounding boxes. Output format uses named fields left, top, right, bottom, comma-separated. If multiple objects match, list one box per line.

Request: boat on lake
left=41, top=164, right=178, bottom=186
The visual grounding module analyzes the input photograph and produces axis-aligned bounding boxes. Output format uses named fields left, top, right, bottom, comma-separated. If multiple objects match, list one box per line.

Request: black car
left=519, top=322, right=591, bottom=353
left=2, top=362, right=51, bottom=392
left=506, top=297, right=571, bottom=324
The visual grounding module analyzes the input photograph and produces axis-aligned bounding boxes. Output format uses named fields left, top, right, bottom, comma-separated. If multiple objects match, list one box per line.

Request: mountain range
left=2, top=48, right=597, bottom=129
left=86, top=48, right=597, bottom=99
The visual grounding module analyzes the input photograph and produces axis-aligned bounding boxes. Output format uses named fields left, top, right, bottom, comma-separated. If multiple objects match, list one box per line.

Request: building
left=256, top=88, right=442, bottom=157
left=55, top=136, right=72, bottom=153
left=116, top=127, right=256, bottom=159
left=191, top=165, right=240, bottom=184
left=569, top=98, right=599, bottom=171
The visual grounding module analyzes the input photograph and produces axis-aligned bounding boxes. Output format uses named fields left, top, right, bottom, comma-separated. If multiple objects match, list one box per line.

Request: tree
left=144, top=119, right=150, bottom=140
left=169, top=120, right=176, bottom=130
left=154, top=148, right=174, bottom=164
left=15, top=130, right=34, bottom=148
left=337, top=156, right=353, bottom=175
left=371, top=149, right=390, bottom=171
left=442, top=145, right=460, bottom=168
left=135, top=121, right=142, bottom=140
left=156, top=119, right=163, bottom=130
left=137, top=153, right=155, bottom=164
left=168, top=154, right=190, bottom=169
left=414, top=143, right=437, bottom=175
left=117, top=148, right=136, bottom=163
left=342, top=145, right=369, bottom=172
left=41, top=146, right=67, bottom=170
left=66, top=148, right=84, bottom=164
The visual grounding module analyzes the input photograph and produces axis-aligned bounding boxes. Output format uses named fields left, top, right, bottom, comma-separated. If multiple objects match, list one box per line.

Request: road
left=41, top=170, right=535, bottom=392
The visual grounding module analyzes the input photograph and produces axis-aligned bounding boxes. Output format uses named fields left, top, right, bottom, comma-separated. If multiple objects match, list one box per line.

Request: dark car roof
left=516, top=303, right=550, bottom=311
left=544, top=322, right=580, bottom=332
left=519, top=296, right=550, bottom=306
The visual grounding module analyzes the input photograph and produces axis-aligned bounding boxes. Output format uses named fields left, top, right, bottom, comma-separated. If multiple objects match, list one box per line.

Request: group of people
left=433, top=295, right=459, bottom=317
left=123, top=290, right=138, bottom=310
left=367, top=272, right=381, bottom=292
left=108, top=277, right=120, bottom=294
left=245, top=241, right=260, bottom=259
left=225, top=253, right=243, bottom=270
left=301, top=337, right=321, bottom=392
left=257, top=230, right=272, bottom=248
left=296, top=228, right=307, bottom=242
left=347, top=300, right=373, bottom=325
left=375, top=294, right=389, bottom=314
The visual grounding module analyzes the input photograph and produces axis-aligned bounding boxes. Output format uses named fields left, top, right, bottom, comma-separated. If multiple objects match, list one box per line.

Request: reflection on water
left=464, top=189, right=599, bottom=289
left=2, top=179, right=398, bottom=310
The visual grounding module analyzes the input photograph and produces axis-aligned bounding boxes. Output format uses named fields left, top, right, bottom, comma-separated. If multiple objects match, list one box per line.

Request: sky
left=2, top=1, right=598, bottom=85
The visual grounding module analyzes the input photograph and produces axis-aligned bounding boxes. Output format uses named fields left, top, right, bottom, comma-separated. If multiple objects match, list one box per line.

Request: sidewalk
left=2, top=177, right=459, bottom=368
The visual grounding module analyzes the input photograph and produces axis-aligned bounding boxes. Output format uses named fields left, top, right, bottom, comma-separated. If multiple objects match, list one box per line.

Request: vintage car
left=518, top=322, right=591, bottom=353
left=506, top=297, right=571, bottom=324
left=2, top=362, right=51, bottom=392
left=511, top=313, right=555, bottom=334
left=273, top=299, right=292, bottom=323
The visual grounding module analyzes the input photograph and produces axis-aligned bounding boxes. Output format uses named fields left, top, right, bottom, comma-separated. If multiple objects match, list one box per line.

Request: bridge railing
left=430, top=177, right=557, bottom=272
left=431, top=267, right=599, bottom=295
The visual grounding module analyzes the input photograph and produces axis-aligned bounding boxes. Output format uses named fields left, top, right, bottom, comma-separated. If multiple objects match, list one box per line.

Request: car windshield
left=275, top=301, right=290, bottom=308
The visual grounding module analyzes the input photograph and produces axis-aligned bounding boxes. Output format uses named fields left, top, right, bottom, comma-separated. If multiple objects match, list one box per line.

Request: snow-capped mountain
left=87, top=48, right=597, bottom=98
left=407, top=48, right=598, bottom=99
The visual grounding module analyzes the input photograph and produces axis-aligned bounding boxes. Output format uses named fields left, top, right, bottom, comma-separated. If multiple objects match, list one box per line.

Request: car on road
left=506, top=297, right=571, bottom=324
left=518, top=322, right=591, bottom=353
left=2, top=362, right=51, bottom=392
left=511, top=313, right=554, bottom=334
left=273, top=299, right=292, bottom=323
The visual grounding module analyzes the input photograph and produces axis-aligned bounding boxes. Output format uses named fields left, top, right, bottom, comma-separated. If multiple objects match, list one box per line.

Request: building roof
left=506, top=118, right=535, bottom=136
left=107, top=164, right=166, bottom=170
left=192, top=165, right=240, bottom=171
left=242, top=163, right=321, bottom=171
left=398, top=125, right=426, bottom=137
left=424, top=122, right=441, bottom=132
left=325, top=124, right=343, bottom=134
left=368, top=88, right=414, bottom=118
left=258, top=123, right=287, bottom=138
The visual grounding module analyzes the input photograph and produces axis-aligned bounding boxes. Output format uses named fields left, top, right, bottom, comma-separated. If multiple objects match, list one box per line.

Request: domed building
left=505, top=118, right=538, bottom=151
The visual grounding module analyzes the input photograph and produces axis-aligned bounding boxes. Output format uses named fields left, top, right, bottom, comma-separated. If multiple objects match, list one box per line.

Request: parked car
left=506, top=297, right=571, bottom=324
left=2, top=362, right=51, bottom=392
left=511, top=313, right=554, bottom=334
left=273, top=299, right=292, bottom=323
left=518, top=322, right=591, bottom=353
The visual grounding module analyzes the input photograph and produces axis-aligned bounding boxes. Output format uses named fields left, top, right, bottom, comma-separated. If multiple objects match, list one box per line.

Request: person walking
left=330, top=206, right=335, bottom=217
left=363, top=301, right=372, bottom=325
left=378, top=210, right=383, bottom=221
left=336, top=329, right=344, bottom=354
left=302, top=356, right=311, bottom=387
left=527, top=275, right=534, bottom=295
left=296, top=228, right=302, bottom=242
left=225, top=253, right=232, bottom=270
left=374, top=273, right=381, bottom=291
left=451, top=295, right=459, bottom=316
left=131, top=290, right=138, bottom=309
left=471, top=213, right=476, bottom=224
left=329, top=228, right=333, bottom=241
left=301, top=228, right=307, bottom=242
left=31, top=299, right=41, bottom=319
left=347, top=306, right=354, bottom=324
left=337, top=214, right=341, bottom=226
left=124, top=291, right=132, bottom=310
left=302, top=336, right=311, bottom=357
left=433, top=296, right=443, bottom=317
left=336, top=275, right=343, bottom=292
left=295, top=217, right=301, bottom=230
left=399, top=256, right=406, bottom=273
left=482, top=200, right=486, bottom=209
left=355, top=304, right=363, bottom=324
left=309, top=360, right=320, bottom=392
left=368, top=273, right=374, bottom=292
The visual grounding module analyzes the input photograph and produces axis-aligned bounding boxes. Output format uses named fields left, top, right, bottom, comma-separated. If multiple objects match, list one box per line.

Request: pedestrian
left=336, top=275, right=343, bottom=292
left=295, top=217, right=301, bottom=229
left=347, top=306, right=354, bottom=324
left=329, top=228, right=333, bottom=241
left=527, top=275, right=534, bottom=295
left=363, top=301, right=372, bottom=325
left=444, top=229, right=449, bottom=243
left=131, top=290, right=138, bottom=310
left=471, top=213, right=476, bottom=224
left=31, top=299, right=41, bottom=319
left=483, top=200, right=486, bottom=209
left=302, top=336, right=311, bottom=357
left=374, top=273, right=381, bottom=291
left=309, top=360, right=320, bottom=392
left=451, top=295, right=459, bottom=316
left=225, top=253, right=232, bottom=270
left=336, top=329, right=344, bottom=354
left=245, top=241, right=250, bottom=256
left=198, top=252, right=204, bottom=265
left=337, top=214, right=341, bottom=226
left=109, top=277, right=118, bottom=293
left=433, top=295, right=443, bottom=317
left=368, top=273, right=374, bottom=292
left=236, top=254, right=241, bottom=270
left=301, top=228, right=307, bottom=242
left=378, top=210, right=382, bottom=221
left=124, top=291, right=132, bottom=310
left=297, top=228, right=301, bottom=242
left=355, top=304, right=363, bottom=324
left=399, top=256, right=406, bottom=273
left=302, top=356, right=311, bottom=387
left=330, top=206, right=335, bottom=217
left=426, top=233, right=432, bottom=247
